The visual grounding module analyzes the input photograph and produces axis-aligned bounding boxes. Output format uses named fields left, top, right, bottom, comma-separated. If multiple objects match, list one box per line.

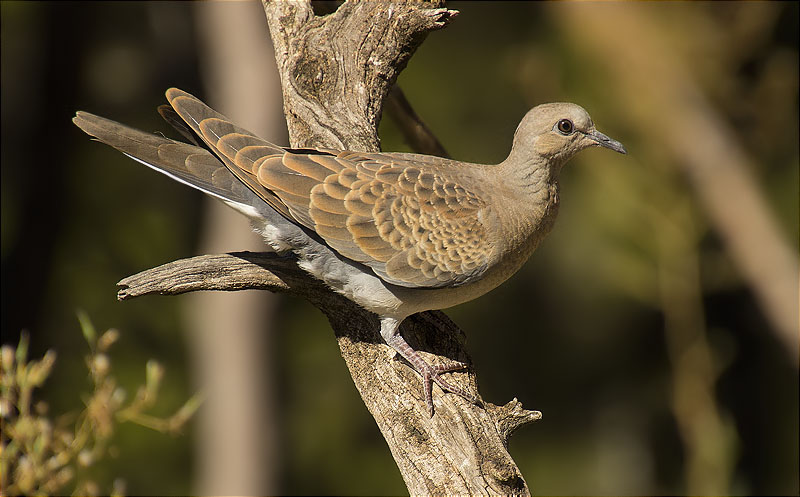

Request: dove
left=73, top=88, right=626, bottom=415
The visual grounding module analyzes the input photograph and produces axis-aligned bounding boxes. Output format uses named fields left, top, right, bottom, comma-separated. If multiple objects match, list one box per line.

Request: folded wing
left=76, top=88, right=495, bottom=288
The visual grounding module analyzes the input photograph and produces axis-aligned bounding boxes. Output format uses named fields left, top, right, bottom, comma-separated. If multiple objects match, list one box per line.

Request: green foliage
left=0, top=314, right=201, bottom=496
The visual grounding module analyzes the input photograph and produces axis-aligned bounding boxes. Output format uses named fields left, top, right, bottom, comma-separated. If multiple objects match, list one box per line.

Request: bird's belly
left=298, top=245, right=524, bottom=321
left=393, top=240, right=539, bottom=314
left=262, top=192, right=558, bottom=321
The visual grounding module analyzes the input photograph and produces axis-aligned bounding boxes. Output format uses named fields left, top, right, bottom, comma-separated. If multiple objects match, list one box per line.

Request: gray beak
left=589, top=129, right=627, bottom=154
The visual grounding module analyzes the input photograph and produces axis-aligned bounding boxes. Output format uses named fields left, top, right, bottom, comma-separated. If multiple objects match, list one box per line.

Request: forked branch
left=119, top=1, right=540, bottom=494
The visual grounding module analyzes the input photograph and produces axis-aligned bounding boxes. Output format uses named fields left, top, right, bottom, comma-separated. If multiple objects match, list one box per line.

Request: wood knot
left=291, top=51, right=336, bottom=98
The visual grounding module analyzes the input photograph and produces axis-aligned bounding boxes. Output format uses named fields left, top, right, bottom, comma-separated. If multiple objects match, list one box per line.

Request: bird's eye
left=557, top=119, right=574, bottom=135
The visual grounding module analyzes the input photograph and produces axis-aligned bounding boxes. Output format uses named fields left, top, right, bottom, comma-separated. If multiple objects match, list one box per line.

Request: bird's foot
left=385, top=332, right=477, bottom=416
left=419, top=359, right=476, bottom=417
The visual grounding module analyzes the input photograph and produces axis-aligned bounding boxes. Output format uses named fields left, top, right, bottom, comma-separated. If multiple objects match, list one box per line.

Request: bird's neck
left=497, top=152, right=561, bottom=199
left=493, top=154, right=562, bottom=260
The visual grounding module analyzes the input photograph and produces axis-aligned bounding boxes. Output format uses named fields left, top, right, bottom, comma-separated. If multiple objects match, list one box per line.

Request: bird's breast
left=393, top=181, right=561, bottom=315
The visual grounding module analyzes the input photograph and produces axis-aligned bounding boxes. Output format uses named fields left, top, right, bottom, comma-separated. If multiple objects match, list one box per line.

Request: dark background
left=2, top=1, right=798, bottom=495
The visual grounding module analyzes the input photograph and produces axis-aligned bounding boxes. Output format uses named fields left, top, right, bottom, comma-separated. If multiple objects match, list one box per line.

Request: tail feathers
left=72, top=111, right=270, bottom=216
left=163, top=88, right=293, bottom=219
left=157, top=104, right=204, bottom=148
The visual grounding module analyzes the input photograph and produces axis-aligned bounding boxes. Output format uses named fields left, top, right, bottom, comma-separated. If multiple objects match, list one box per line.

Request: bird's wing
left=310, top=155, right=493, bottom=288
left=76, top=88, right=492, bottom=288
left=167, top=88, right=493, bottom=288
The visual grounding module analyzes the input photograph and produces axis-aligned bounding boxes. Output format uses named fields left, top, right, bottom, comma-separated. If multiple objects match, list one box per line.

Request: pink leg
left=381, top=318, right=477, bottom=416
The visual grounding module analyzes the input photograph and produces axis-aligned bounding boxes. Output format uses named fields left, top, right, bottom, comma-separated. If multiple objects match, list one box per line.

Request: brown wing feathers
left=81, top=88, right=492, bottom=289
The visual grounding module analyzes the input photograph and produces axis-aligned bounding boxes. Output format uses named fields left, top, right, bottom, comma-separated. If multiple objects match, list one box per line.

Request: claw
left=382, top=319, right=476, bottom=416
left=420, top=359, right=475, bottom=417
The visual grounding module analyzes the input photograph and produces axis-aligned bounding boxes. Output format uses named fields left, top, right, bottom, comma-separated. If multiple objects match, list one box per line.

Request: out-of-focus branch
left=554, top=4, right=794, bottom=494
left=184, top=223, right=278, bottom=496
left=189, top=3, right=286, bottom=493
left=656, top=217, right=739, bottom=495
left=385, top=85, right=449, bottom=157
left=555, top=4, right=798, bottom=367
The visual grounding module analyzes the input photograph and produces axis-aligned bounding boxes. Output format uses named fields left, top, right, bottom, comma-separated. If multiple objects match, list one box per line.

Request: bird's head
left=510, top=102, right=626, bottom=169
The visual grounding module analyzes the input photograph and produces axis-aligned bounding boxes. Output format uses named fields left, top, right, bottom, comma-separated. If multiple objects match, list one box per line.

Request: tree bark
left=119, top=1, right=541, bottom=494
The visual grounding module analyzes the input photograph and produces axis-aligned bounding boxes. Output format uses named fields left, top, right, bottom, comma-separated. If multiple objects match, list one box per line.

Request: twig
left=385, top=85, right=450, bottom=157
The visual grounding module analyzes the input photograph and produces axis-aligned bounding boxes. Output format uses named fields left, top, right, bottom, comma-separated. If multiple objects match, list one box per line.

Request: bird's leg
left=380, top=317, right=476, bottom=416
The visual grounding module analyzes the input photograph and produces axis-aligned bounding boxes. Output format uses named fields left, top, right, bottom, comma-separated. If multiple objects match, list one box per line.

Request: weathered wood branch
left=119, top=1, right=541, bottom=494
left=265, top=0, right=456, bottom=150
left=118, top=251, right=541, bottom=493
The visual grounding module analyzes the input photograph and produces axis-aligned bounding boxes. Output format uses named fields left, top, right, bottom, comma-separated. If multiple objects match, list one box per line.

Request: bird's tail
left=72, top=88, right=293, bottom=221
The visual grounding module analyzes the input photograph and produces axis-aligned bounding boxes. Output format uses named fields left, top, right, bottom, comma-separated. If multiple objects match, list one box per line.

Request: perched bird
left=74, top=88, right=626, bottom=415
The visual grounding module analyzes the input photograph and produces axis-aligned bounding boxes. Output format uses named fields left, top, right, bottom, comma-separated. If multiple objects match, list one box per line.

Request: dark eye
left=557, top=119, right=574, bottom=135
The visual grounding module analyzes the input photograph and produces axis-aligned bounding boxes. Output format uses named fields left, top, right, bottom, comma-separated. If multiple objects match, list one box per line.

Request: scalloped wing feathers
left=170, top=88, right=494, bottom=288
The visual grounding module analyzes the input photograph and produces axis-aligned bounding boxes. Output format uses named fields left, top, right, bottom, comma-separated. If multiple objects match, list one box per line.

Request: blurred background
left=1, top=1, right=797, bottom=495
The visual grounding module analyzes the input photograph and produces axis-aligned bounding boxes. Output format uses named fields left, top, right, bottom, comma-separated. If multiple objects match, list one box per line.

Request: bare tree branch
left=118, top=1, right=540, bottom=494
